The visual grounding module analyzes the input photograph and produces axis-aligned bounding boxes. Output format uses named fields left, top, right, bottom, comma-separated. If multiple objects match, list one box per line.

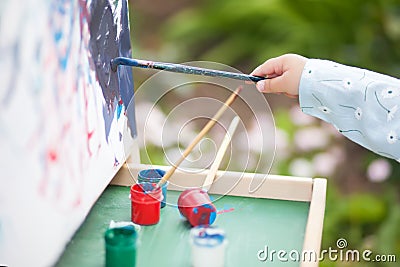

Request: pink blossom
left=294, top=127, right=330, bottom=152
left=312, top=152, right=338, bottom=177
left=289, top=158, right=315, bottom=177
left=290, top=106, right=316, bottom=126
left=367, top=159, right=391, bottom=183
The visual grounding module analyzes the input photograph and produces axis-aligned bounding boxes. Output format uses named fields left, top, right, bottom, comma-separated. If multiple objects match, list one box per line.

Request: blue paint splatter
left=114, top=157, right=119, bottom=167
left=116, top=101, right=123, bottom=119
left=88, top=0, right=136, bottom=141
left=60, top=57, right=68, bottom=70
left=209, top=209, right=216, bottom=224
left=201, top=204, right=216, bottom=225
left=54, top=31, right=62, bottom=42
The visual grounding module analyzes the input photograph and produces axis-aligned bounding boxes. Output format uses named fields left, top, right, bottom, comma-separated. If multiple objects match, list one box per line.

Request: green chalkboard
left=56, top=185, right=310, bottom=266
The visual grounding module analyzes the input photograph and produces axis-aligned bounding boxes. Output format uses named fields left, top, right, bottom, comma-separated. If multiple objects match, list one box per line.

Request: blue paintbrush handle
left=111, top=57, right=267, bottom=83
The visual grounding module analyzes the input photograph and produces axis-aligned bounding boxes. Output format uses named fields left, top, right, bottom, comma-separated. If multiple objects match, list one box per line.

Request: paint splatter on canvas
left=0, top=0, right=136, bottom=266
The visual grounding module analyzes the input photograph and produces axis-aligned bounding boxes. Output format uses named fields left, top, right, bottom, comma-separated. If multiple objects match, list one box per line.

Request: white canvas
left=0, top=0, right=136, bottom=266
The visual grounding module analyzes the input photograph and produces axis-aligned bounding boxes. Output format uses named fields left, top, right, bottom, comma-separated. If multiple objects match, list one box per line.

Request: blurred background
left=129, top=0, right=400, bottom=265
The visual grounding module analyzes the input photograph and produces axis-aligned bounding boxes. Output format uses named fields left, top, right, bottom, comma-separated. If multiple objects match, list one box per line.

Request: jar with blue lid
left=190, top=226, right=227, bottom=267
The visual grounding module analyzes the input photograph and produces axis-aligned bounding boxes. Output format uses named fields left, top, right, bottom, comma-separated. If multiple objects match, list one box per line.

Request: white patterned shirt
left=299, top=59, right=400, bottom=161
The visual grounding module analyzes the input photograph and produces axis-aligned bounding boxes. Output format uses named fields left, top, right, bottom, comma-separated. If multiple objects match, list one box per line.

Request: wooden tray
left=57, top=163, right=326, bottom=267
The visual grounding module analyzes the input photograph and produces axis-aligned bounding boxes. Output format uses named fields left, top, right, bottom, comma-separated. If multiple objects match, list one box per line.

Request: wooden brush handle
left=157, top=86, right=242, bottom=187
left=202, top=116, right=240, bottom=192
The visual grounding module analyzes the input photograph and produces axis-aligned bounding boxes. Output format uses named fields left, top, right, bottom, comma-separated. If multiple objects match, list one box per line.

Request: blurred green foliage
left=132, top=0, right=400, bottom=265
left=162, top=0, right=400, bottom=74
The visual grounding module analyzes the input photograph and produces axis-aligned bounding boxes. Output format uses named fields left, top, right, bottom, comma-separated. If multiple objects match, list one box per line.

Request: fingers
left=262, top=73, right=290, bottom=94
left=250, top=56, right=285, bottom=93
left=251, top=57, right=284, bottom=79
left=250, top=54, right=307, bottom=96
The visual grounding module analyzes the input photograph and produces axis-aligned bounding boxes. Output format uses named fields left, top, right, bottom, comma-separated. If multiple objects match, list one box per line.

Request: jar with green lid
left=104, top=225, right=137, bottom=267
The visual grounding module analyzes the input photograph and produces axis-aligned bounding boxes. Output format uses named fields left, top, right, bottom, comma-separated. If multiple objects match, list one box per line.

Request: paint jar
left=104, top=225, right=137, bottom=267
left=138, top=169, right=168, bottom=208
left=178, top=188, right=217, bottom=227
left=190, top=226, right=227, bottom=267
left=130, top=182, right=163, bottom=225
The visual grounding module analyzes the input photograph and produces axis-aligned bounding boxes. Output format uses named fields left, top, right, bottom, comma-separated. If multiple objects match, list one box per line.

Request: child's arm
left=251, top=54, right=400, bottom=161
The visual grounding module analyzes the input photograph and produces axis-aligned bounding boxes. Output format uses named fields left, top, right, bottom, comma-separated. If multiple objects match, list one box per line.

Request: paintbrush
left=202, top=116, right=240, bottom=192
left=157, top=86, right=242, bottom=188
left=177, top=116, right=240, bottom=227
left=110, top=57, right=267, bottom=83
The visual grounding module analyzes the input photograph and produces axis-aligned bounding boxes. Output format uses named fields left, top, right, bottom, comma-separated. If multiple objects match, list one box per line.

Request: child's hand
left=250, top=54, right=307, bottom=98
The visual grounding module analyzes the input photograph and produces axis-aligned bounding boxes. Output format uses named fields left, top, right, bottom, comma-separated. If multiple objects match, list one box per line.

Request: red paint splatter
left=72, top=197, right=82, bottom=208
left=87, top=130, right=94, bottom=140
left=47, top=149, right=58, bottom=162
left=217, top=207, right=235, bottom=214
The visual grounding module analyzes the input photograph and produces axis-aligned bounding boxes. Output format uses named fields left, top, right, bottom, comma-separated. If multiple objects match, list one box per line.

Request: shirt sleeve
left=299, top=59, right=400, bottom=161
